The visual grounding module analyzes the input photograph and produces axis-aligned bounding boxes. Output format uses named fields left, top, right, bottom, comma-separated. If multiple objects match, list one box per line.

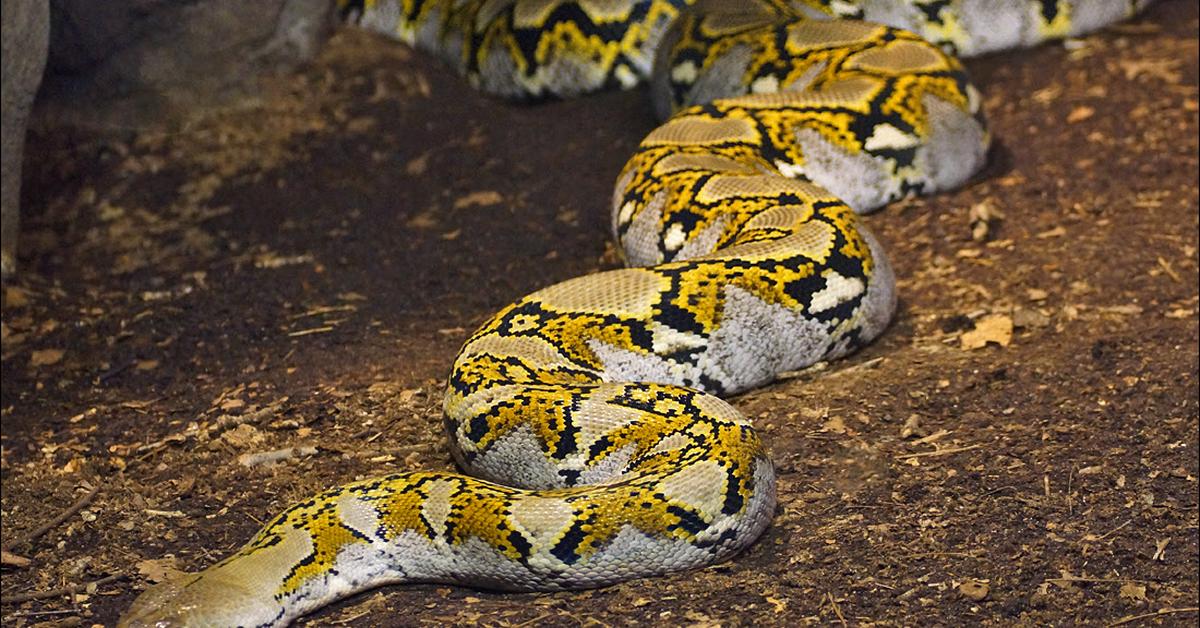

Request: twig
left=1046, top=576, right=1150, bottom=585
left=1067, top=465, right=1075, bottom=516
left=895, top=444, right=981, bottom=460
left=840, top=356, right=885, bottom=374
left=238, top=446, right=318, bottom=467
left=1, top=550, right=32, bottom=567
left=287, top=326, right=334, bottom=337
left=1, top=574, right=126, bottom=605
left=20, top=484, right=101, bottom=549
left=97, top=359, right=135, bottom=384
left=981, top=484, right=1016, bottom=497
left=1106, top=607, right=1199, bottom=627
left=778, top=356, right=885, bottom=381
left=910, top=429, right=953, bottom=446
left=210, top=400, right=288, bottom=433
left=289, top=304, right=358, bottom=319
left=136, top=397, right=288, bottom=454
left=1157, top=256, right=1181, bottom=283
left=1091, top=519, right=1132, bottom=542
left=826, top=592, right=848, bottom=627
left=5, top=609, right=80, bottom=618
left=513, top=612, right=555, bottom=627
left=904, top=551, right=981, bottom=559
left=329, top=609, right=373, bottom=625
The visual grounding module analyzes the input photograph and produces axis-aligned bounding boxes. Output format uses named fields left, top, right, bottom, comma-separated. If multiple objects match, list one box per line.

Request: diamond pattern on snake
left=119, top=1, right=1152, bottom=625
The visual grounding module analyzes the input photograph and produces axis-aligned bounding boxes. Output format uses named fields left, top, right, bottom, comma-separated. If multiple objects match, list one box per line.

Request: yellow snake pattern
left=120, top=1, right=1150, bottom=626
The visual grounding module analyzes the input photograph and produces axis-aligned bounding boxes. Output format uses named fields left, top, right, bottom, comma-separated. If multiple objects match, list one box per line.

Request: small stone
left=958, top=580, right=990, bottom=601
left=900, top=414, right=925, bottom=438
left=1012, top=308, right=1051, bottom=329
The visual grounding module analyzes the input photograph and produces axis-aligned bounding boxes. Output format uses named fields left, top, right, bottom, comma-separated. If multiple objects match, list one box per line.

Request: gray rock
left=41, top=0, right=336, bottom=128
left=2, top=1, right=50, bottom=278
left=3, top=0, right=335, bottom=277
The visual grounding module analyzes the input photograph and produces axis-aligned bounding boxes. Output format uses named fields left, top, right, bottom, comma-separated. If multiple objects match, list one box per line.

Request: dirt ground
left=2, top=2, right=1198, bottom=626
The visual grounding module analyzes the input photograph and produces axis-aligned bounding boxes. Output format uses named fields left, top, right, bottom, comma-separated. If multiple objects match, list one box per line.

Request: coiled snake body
left=121, top=1, right=1149, bottom=625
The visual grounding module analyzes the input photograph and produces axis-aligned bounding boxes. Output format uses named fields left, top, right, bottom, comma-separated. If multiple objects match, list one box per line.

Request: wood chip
left=1036, top=225, right=1067, bottom=238
left=30, top=348, right=65, bottom=367
left=405, top=152, right=430, bottom=176
left=144, top=509, right=187, bottom=518
left=1067, top=106, right=1096, bottom=123
left=453, top=190, right=503, bottom=209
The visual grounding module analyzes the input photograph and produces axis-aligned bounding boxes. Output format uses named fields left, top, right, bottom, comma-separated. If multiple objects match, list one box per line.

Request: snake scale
left=120, top=1, right=1150, bottom=625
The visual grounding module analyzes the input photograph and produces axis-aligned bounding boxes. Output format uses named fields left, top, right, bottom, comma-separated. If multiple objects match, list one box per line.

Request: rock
left=1012, top=307, right=1051, bottom=329
left=958, top=580, right=990, bottom=601
left=1, top=0, right=50, bottom=278
left=41, top=0, right=336, bottom=129
left=3, top=1, right=334, bottom=277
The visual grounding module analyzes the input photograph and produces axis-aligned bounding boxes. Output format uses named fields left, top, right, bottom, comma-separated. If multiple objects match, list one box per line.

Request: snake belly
left=119, top=1, right=1150, bottom=626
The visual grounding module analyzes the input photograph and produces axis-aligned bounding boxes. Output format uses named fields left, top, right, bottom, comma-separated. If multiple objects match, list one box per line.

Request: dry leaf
left=4, top=287, right=31, bottom=307
left=1117, top=58, right=1182, bottom=82
left=1118, top=582, right=1147, bottom=602
left=136, top=557, right=182, bottom=583
left=1152, top=538, right=1170, bottom=561
left=960, top=315, right=1013, bottom=350
left=221, top=424, right=264, bottom=448
left=821, top=415, right=847, bottom=434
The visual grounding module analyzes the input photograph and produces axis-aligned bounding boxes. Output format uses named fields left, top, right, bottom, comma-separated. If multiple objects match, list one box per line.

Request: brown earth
left=2, top=2, right=1198, bottom=626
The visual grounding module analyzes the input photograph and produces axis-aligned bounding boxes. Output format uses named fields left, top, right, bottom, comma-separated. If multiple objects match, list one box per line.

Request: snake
left=119, top=1, right=1150, bottom=626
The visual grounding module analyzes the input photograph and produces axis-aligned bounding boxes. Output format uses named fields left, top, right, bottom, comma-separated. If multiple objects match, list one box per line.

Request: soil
left=2, top=2, right=1197, bottom=626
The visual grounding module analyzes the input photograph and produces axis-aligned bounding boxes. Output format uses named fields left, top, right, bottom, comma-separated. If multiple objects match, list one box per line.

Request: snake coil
left=120, top=1, right=1150, bottom=625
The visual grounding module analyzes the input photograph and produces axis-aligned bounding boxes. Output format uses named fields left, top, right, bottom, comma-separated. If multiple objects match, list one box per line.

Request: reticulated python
left=120, top=1, right=1150, bottom=625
